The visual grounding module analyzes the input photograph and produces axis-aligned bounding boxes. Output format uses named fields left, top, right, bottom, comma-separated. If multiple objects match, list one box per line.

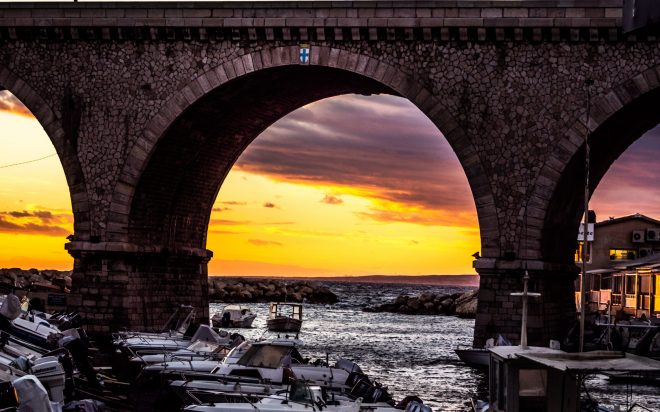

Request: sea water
left=209, top=282, right=660, bottom=412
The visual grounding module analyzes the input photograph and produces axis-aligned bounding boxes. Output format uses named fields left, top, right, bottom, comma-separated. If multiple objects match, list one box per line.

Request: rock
left=363, top=289, right=479, bottom=317
left=455, top=290, right=478, bottom=318
left=206, top=277, right=338, bottom=304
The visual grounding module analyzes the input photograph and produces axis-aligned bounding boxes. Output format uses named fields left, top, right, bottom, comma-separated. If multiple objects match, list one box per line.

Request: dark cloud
left=591, top=125, right=660, bottom=220
left=321, top=195, right=343, bottom=205
left=263, top=202, right=276, bottom=208
left=212, top=207, right=230, bottom=212
left=1, top=210, right=67, bottom=225
left=235, top=94, right=476, bottom=226
left=248, top=239, right=282, bottom=246
left=0, top=216, right=70, bottom=237
left=0, top=91, right=32, bottom=117
left=221, top=201, right=247, bottom=206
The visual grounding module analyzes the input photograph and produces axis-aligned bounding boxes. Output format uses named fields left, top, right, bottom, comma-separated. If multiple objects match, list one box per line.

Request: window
left=601, top=275, right=612, bottom=290
left=575, top=242, right=592, bottom=263
left=519, top=369, right=547, bottom=397
left=610, top=249, right=637, bottom=261
left=640, top=275, right=651, bottom=294
left=625, top=274, right=637, bottom=295
left=613, top=276, right=623, bottom=294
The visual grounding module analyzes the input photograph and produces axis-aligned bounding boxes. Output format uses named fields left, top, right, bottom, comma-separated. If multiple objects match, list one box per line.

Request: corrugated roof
left=612, top=253, right=660, bottom=270
left=596, top=213, right=660, bottom=228
left=519, top=351, right=660, bottom=374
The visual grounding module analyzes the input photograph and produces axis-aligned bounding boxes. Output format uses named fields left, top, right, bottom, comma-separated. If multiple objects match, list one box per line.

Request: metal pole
left=521, top=272, right=529, bottom=349
left=579, top=79, right=593, bottom=353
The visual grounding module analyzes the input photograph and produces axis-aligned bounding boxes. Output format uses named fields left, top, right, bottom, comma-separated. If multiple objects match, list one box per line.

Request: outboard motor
left=13, top=375, right=54, bottom=412
left=31, top=356, right=66, bottom=403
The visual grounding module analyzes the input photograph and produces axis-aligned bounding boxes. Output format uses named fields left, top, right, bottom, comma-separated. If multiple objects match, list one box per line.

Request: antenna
left=579, top=78, right=594, bottom=353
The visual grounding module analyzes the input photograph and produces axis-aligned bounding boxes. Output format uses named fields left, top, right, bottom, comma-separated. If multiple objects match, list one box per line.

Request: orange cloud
left=248, top=239, right=282, bottom=246
left=238, top=94, right=476, bottom=227
left=321, top=194, right=343, bottom=205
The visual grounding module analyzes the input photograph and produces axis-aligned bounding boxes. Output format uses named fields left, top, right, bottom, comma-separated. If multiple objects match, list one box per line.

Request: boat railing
left=628, top=403, right=655, bottom=412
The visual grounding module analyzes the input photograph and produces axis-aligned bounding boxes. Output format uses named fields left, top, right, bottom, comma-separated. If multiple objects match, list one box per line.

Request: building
left=576, top=213, right=660, bottom=318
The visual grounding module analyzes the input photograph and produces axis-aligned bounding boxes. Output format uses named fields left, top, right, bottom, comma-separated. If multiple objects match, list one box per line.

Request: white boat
left=113, top=305, right=203, bottom=357
left=212, top=305, right=257, bottom=328
left=169, top=338, right=365, bottom=406
left=267, top=303, right=303, bottom=333
left=129, top=325, right=237, bottom=366
left=183, top=380, right=431, bottom=412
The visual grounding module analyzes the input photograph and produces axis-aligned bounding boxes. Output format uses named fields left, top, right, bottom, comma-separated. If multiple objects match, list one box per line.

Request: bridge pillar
left=65, top=242, right=210, bottom=336
left=473, top=260, right=578, bottom=348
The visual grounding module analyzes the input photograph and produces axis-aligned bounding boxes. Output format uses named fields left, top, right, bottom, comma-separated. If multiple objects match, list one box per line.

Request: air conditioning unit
left=646, top=229, right=660, bottom=242
left=639, top=248, right=653, bottom=258
left=632, top=230, right=645, bottom=243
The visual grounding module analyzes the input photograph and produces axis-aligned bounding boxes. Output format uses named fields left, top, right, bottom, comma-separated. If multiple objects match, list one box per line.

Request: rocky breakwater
left=0, top=268, right=72, bottom=291
left=364, top=289, right=478, bottom=318
left=208, top=277, right=338, bottom=304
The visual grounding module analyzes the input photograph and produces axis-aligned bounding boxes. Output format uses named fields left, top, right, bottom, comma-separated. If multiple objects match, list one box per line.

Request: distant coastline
left=209, top=274, right=479, bottom=287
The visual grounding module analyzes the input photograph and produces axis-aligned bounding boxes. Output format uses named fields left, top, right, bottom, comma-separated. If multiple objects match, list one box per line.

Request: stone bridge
left=1, top=1, right=658, bottom=345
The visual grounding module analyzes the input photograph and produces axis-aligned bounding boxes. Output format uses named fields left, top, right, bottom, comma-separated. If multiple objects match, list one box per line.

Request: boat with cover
left=183, top=380, right=432, bottom=412
left=212, top=306, right=257, bottom=328
left=128, top=325, right=239, bottom=367
left=169, top=338, right=366, bottom=407
left=113, top=305, right=208, bottom=357
left=267, top=303, right=303, bottom=333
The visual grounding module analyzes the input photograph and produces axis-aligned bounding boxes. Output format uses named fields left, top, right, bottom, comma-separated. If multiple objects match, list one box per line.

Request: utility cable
left=0, top=153, right=57, bottom=169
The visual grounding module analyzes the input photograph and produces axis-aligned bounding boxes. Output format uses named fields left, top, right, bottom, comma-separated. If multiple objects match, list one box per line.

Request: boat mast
left=511, top=272, right=541, bottom=349
left=579, top=79, right=594, bottom=353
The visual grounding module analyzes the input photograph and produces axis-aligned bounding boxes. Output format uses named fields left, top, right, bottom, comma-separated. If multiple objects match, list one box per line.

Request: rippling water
left=209, top=282, right=660, bottom=412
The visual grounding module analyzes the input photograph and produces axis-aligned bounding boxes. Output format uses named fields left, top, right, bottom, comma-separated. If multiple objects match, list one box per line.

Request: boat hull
left=454, top=349, right=490, bottom=369
left=266, top=317, right=302, bottom=333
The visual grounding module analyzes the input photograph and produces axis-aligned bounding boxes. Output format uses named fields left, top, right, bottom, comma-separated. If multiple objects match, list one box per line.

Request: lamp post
left=579, top=78, right=594, bottom=353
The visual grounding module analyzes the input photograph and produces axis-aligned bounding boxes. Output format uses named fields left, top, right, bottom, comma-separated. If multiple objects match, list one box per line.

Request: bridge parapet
left=0, top=1, right=626, bottom=42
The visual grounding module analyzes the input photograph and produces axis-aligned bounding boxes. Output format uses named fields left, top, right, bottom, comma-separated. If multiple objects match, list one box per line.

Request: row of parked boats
left=0, top=293, right=105, bottom=411
left=112, top=305, right=433, bottom=412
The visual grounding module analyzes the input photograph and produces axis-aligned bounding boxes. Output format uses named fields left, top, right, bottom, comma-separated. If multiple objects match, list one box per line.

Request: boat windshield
left=269, top=303, right=302, bottom=320
left=237, top=344, right=303, bottom=368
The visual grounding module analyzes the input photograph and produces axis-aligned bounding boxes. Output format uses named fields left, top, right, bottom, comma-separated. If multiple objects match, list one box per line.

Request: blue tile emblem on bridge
left=299, top=44, right=310, bottom=64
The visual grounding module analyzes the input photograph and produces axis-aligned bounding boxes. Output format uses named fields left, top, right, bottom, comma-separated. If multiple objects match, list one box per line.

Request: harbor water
left=210, top=281, right=660, bottom=412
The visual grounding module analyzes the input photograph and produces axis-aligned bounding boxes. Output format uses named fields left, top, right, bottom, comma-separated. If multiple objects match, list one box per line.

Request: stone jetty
left=0, top=268, right=72, bottom=291
left=208, top=277, right=337, bottom=304
left=0, top=269, right=337, bottom=305
left=364, top=289, right=478, bottom=318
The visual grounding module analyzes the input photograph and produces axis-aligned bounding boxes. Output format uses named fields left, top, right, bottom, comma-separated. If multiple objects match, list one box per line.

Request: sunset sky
left=1, top=90, right=659, bottom=276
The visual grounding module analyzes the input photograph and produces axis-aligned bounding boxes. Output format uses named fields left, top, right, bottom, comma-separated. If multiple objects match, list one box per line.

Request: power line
left=0, top=153, right=57, bottom=169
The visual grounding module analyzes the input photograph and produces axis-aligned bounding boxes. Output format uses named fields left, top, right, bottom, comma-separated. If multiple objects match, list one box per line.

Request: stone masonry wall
left=2, top=1, right=660, bottom=337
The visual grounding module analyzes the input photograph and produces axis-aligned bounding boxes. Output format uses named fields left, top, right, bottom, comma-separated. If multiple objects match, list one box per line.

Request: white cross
left=510, top=271, right=541, bottom=349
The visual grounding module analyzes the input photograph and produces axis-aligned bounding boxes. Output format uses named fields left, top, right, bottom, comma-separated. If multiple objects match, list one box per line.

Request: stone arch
left=109, top=46, right=497, bottom=257
left=539, top=65, right=660, bottom=264
left=0, top=66, right=90, bottom=240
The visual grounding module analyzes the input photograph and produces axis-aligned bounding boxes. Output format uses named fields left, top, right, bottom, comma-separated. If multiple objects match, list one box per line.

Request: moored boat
left=211, top=305, right=257, bottom=328
left=267, top=302, right=302, bottom=333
